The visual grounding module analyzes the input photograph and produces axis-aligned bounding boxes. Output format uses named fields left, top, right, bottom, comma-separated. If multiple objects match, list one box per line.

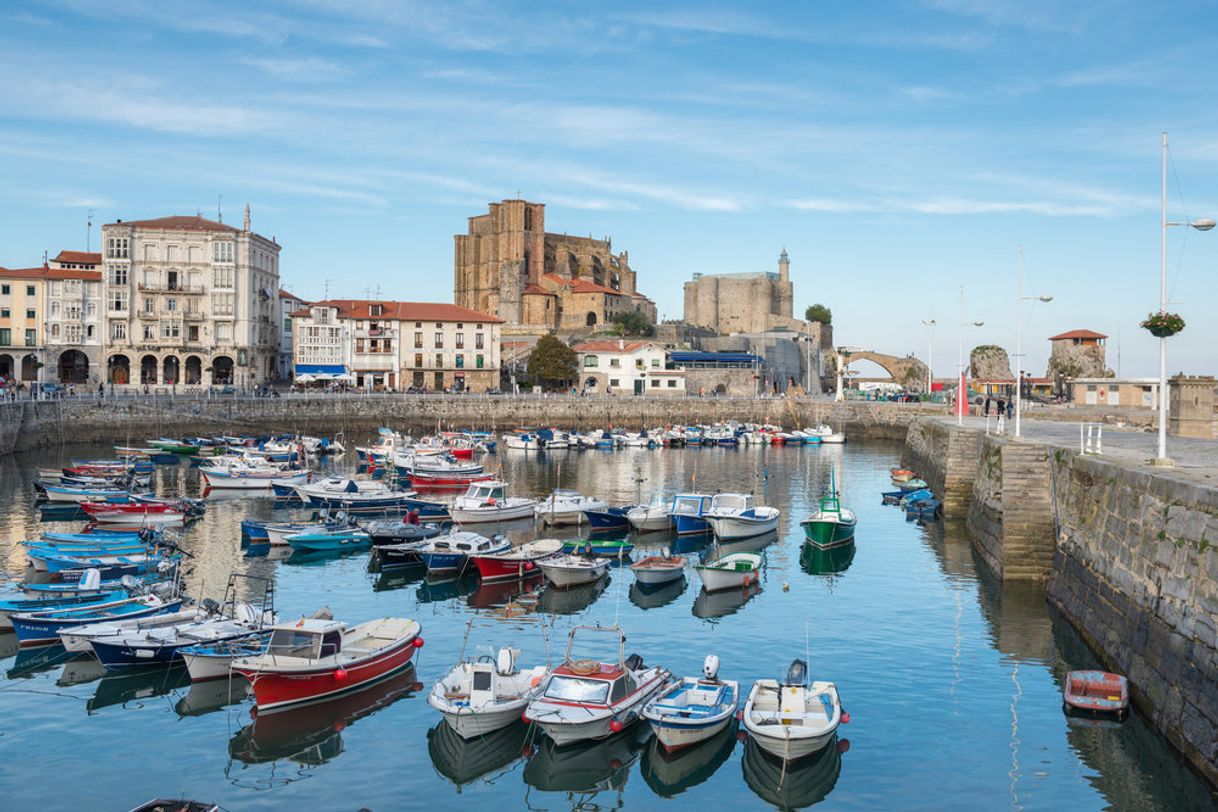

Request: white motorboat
left=535, top=489, right=608, bottom=526
left=538, top=554, right=610, bottom=588
left=629, top=555, right=686, bottom=586
left=524, top=625, right=670, bottom=746
left=703, top=493, right=781, bottom=540
left=429, top=646, right=548, bottom=738
left=202, top=467, right=308, bottom=492
left=742, top=659, right=842, bottom=762
left=502, top=432, right=542, bottom=452
left=626, top=493, right=672, bottom=533
left=293, top=477, right=391, bottom=501
left=450, top=481, right=536, bottom=524
left=642, top=655, right=739, bottom=751
left=694, top=552, right=762, bottom=592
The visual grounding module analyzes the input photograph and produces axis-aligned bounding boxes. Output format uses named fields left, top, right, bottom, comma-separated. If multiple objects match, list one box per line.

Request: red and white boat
left=408, top=470, right=495, bottom=489
left=471, top=539, right=563, bottom=582
left=233, top=616, right=424, bottom=713
left=80, top=502, right=188, bottom=526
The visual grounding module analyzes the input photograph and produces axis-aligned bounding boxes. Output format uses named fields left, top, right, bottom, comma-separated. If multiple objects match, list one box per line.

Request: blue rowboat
left=0, top=590, right=127, bottom=630
left=642, top=667, right=739, bottom=750
left=401, top=496, right=451, bottom=519
left=39, top=530, right=148, bottom=544
left=671, top=494, right=713, bottom=536
left=20, top=570, right=170, bottom=598
left=307, top=494, right=414, bottom=512
left=90, top=617, right=265, bottom=670
left=10, top=596, right=186, bottom=647
left=417, top=532, right=510, bottom=574
left=241, top=519, right=271, bottom=543
left=35, top=550, right=175, bottom=577
left=582, top=506, right=635, bottom=532
left=881, top=490, right=905, bottom=505
left=285, top=528, right=371, bottom=552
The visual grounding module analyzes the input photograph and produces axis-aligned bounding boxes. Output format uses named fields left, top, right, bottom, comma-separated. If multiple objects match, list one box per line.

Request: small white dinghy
left=535, top=489, right=608, bottom=526
left=538, top=554, right=610, bottom=588
left=629, top=554, right=686, bottom=587
left=626, top=493, right=672, bottom=532
left=694, top=552, right=761, bottom=592
left=742, top=659, right=843, bottom=762
left=429, top=646, right=548, bottom=739
left=642, top=655, right=738, bottom=751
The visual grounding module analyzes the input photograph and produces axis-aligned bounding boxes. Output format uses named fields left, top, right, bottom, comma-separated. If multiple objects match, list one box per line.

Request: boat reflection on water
left=628, top=577, right=687, bottom=611
left=799, top=542, right=856, bottom=576
left=418, top=574, right=478, bottom=604
left=176, top=677, right=252, bottom=717
left=427, top=720, right=530, bottom=790
left=0, top=632, right=18, bottom=661
left=741, top=735, right=844, bottom=809
left=667, top=534, right=713, bottom=558
left=7, top=643, right=78, bottom=679
left=536, top=575, right=609, bottom=615
left=713, top=530, right=779, bottom=557
left=372, top=567, right=426, bottom=593
left=87, top=665, right=193, bottom=714
left=692, top=581, right=762, bottom=620
left=639, top=719, right=737, bottom=797
left=466, top=574, right=541, bottom=610
left=59, top=654, right=108, bottom=687
left=523, top=723, right=651, bottom=795
left=229, top=665, right=422, bottom=767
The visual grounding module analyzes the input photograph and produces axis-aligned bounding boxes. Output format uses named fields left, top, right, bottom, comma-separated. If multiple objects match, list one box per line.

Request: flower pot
left=1145, top=325, right=1181, bottom=338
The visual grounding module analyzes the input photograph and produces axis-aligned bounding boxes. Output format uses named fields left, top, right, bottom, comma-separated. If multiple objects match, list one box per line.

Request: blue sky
left=3, top=1, right=1218, bottom=378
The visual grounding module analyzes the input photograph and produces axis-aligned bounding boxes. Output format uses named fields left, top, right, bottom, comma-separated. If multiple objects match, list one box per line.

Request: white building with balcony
left=572, top=339, right=686, bottom=396
left=45, top=250, right=103, bottom=385
left=100, top=207, right=280, bottom=389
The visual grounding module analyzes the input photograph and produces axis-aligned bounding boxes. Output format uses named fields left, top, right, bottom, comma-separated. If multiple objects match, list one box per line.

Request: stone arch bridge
left=834, top=349, right=928, bottom=386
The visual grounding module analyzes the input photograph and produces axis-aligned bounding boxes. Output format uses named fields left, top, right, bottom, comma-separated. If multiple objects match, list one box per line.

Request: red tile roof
left=522, top=284, right=555, bottom=296
left=52, top=250, right=101, bottom=265
left=279, top=288, right=309, bottom=303
left=292, top=299, right=503, bottom=323
left=1049, top=329, right=1107, bottom=341
left=0, top=266, right=101, bottom=282
left=542, top=273, right=624, bottom=296
left=572, top=340, right=658, bottom=353
left=108, top=215, right=240, bottom=233
left=0, top=266, right=49, bottom=280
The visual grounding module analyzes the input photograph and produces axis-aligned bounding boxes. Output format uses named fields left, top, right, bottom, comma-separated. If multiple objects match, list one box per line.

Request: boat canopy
left=710, top=493, right=753, bottom=512
left=267, top=619, right=346, bottom=658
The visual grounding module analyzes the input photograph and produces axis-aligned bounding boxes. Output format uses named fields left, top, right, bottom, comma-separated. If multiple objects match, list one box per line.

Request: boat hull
left=748, top=726, right=837, bottom=761
left=239, top=637, right=418, bottom=713
left=450, top=503, right=535, bottom=523
left=673, top=515, right=709, bottom=536
left=800, top=518, right=856, bottom=548
left=695, top=567, right=759, bottom=592
left=539, top=562, right=608, bottom=588
left=652, top=714, right=732, bottom=751
left=705, top=515, right=778, bottom=541
left=631, top=566, right=685, bottom=586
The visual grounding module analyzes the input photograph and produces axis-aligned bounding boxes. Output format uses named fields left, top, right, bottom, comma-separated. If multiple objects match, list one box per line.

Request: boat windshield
left=672, top=496, right=705, bottom=516
left=267, top=629, right=320, bottom=658
left=544, top=675, right=610, bottom=704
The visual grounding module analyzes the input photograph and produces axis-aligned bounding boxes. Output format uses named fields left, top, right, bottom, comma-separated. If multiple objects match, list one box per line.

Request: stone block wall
left=902, top=418, right=982, bottom=518
left=1046, top=449, right=1218, bottom=785
left=963, top=434, right=1056, bottom=580
left=1169, top=375, right=1217, bottom=438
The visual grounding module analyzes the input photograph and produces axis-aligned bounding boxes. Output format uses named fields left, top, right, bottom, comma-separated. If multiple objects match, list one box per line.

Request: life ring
left=568, top=659, right=600, bottom=676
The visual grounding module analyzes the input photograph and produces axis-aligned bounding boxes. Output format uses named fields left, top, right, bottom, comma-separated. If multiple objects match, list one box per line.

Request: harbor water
left=0, top=441, right=1212, bottom=811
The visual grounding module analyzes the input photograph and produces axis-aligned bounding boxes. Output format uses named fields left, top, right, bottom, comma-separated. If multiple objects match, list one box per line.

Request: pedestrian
left=984, top=396, right=991, bottom=416
left=98, top=382, right=104, bottom=399
left=996, top=398, right=1005, bottom=421
left=1007, top=399, right=1014, bottom=419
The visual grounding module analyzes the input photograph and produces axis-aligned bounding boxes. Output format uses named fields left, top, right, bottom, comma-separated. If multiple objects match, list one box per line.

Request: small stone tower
left=779, top=248, right=789, bottom=282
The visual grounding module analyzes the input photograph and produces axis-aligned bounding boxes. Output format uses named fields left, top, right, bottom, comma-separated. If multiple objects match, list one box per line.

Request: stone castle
left=454, top=199, right=656, bottom=335
left=682, top=250, right=802, bottom=334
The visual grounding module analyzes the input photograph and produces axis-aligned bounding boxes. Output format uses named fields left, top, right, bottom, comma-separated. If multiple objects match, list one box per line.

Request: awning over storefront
left=295, top=364, right=348, bottom=375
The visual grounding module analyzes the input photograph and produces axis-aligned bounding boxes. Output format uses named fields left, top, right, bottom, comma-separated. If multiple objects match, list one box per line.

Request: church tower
left=778, top=248, right=789, bottom=282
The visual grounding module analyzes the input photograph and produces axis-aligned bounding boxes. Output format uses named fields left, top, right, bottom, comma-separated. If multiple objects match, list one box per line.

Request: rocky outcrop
left=970, top=345, right=1013, bottom=380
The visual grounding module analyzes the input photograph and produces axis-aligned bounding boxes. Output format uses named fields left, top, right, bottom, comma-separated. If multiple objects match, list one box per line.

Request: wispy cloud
left=239, top=56, right=351, bottom=82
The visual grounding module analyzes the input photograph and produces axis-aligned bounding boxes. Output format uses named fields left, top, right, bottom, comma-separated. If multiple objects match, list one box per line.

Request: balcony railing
left=137, top=283, right=206, bottom=294
left=137, top=310, right=157, bottom=320
left=183, top=310, right=206, bottom=321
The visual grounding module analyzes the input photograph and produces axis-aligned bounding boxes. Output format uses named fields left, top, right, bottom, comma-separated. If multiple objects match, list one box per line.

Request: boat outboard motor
left=702, top=655, right=721, bottom=682
left=81, top=568, right=102, bottom=591
left=624, top=653, right=644, bottom=672
left=119, top=574, right=139, bottom=592
left=785, top=659, right=809, bottom=687
left=233, top=602, right=261, bottom=625
left=310, top=607, right=334, bottom=621
left=201, top=597, right=221, bottom=616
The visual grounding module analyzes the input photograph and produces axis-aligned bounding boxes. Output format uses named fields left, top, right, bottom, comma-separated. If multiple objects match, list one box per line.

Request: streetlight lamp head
left=1038, top=295, right=1054, bottom=302
left=1191, top=218, right=1217, bottom=231
left=972, top=321, right=984, bottom=327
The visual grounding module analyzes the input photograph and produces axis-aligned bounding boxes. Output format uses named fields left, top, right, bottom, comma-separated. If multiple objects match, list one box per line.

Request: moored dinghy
left=642, top=655, right=738, bottom=751
left=629, top=554, right=686, bottom=587
left=450, top=481, right=536, bottom=524
left=538, top=554, right=611, bottom=588
left=703, top=493, right=780, bottom=541
left=800, top=475, right=857, bottom=549
left=694, top=552, right=761, bottom=593
left=1063, top=670, right=1129, bottom=718
left=742, top=659, right=843, bottom=762
left=535, top=489, right=608, bottom=526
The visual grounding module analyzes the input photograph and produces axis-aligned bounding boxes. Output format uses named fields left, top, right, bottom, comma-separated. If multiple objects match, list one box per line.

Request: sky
left=2, top=0, right=1218, bottom=379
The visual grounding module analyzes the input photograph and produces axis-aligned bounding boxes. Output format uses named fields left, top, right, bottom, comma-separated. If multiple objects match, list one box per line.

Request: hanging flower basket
left=1141, top=312, right=1185, bottom=338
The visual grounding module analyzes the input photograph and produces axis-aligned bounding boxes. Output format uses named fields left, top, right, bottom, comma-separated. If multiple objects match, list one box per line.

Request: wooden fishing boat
left=233, top=616, right=424, bottom=713
left=642, top=655, right=738, bottom=751
left=800, top=490, right=857, bottom=550
left=538, top=554, right=610, bottom=588
left=417, top=532, right=510, bottom=575
left=694, top=552, right=761, bottom=592
left=671, top=494, right=713, bottom=536
left=1063, top=670, right=1128, bottom=718
left=890, top=468, right=916, bottom=483
left=470, top=539, right=564, bottom=582
left=582, top=506, right=635, bottom=532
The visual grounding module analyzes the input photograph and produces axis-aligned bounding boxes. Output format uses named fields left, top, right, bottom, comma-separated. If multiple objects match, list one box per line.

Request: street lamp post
left=921, top=312, right=936, bottom=394
left=957, top=286, right=984, bottom=426
left=1157, top=131, right=1215, bottom=462
left=1014, top=245, right=1052, bottom=438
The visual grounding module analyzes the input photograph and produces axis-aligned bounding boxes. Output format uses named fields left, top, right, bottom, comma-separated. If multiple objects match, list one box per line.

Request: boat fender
left=838, top=738, right=851, bottom=754
left=736, top=709, right=744, bottom=721
left=530, top=675, right=542, bottom=687
left=412, top=636, right=425, bottom=648
left=521, top=744, right=534, bottom=757
left=521, top=710, right=531, bottom=724
left=736, top=729, right=748, bottom=743
left=609, top=719, right=623, bottom=733
left=841, top=711, right=851, bottom=724
left=333, top=668, right=348, bottom=681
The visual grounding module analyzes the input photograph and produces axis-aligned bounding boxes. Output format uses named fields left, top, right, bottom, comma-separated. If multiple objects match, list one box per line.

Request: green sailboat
left=799, top=474, right=856, bottom=549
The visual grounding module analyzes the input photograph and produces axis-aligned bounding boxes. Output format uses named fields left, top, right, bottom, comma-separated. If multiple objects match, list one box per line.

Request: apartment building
left=572, top=340, right=686, bottom=395
left=100, top=208, right=280, bottom=389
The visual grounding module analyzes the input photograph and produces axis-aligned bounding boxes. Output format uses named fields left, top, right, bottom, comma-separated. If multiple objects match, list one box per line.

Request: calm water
left=0, top=441, right=1212, bottom=811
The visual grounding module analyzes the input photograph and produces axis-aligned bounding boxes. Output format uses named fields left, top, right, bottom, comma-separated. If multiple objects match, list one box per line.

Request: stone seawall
left=1046, top=450, right=1218, bottom=786
left=904, top=415, right=1218, bottom=785
left=0, top=396, right=943, bottom=456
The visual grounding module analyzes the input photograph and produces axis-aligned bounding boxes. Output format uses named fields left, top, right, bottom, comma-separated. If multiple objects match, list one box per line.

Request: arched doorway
left=185, top=355, right=202, bottom=385
left=108, top=355, right=130, bottom=385
left=21, top=354, right=40, bottom=382
left=584, top=376, right=598, bottom=390
left=0, top=354, right=12, bottom=379
left=586, top=312, right=597, bottom=327
left=162, top=355, right=180, bottom=385
left=140, top=355, right=158, bottom=385
left=58, top=350, right=89, bottom=384
left=212, top=355, right=234, bottom=385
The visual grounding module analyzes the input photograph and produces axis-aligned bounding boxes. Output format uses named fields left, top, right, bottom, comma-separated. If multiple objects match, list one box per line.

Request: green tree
left=611, top=310, right=655, bottom=337
left=527, top=334, right=577, bottom=389
left=805, top=304, right=832, bottom=325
